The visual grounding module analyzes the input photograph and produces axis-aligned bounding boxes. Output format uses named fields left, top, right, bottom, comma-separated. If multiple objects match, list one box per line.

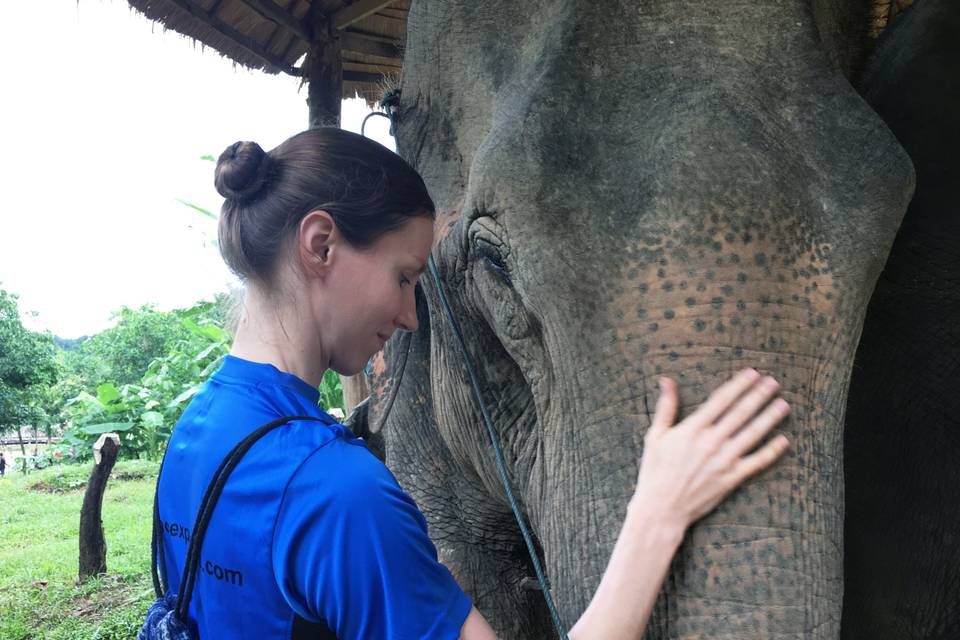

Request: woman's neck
left=229, top=285, right=328, bottom=389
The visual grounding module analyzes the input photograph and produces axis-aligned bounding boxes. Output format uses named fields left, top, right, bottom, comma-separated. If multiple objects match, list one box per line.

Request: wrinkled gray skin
left=358, top=1, right=915, bottom=638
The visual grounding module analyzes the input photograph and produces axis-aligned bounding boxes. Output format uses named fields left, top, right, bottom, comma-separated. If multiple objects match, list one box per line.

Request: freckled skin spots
left=433, top=207, right=462, bottom=245
left=371, top=351, right=387, bottom=377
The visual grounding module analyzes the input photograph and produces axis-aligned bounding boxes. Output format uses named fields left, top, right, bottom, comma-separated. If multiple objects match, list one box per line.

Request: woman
left=155, top=127, right=790, bottom=639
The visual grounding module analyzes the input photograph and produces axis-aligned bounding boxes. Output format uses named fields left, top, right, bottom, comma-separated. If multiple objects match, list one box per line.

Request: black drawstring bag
left=139, top=415, right=338, bottom=640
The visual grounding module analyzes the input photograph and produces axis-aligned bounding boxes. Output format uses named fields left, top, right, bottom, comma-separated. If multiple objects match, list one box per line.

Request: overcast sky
left=0, top=1, right=395, bottom=339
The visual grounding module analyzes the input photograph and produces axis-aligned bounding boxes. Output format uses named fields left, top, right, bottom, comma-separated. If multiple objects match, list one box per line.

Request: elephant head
left=357, top=1, right=914, bottom=637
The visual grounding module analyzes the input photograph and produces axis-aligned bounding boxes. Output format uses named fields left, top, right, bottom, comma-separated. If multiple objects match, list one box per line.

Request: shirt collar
left=214, top=354, right=321, bottom=406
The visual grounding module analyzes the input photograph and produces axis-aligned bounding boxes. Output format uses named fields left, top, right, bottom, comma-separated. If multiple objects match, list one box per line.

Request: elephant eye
left=469, top=215, right=512, bottom=285
left=481, top=250, right=512, bottom=284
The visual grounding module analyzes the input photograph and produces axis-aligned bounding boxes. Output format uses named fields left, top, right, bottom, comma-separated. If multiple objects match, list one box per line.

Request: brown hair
left=214, top=127, right=435, bottom=286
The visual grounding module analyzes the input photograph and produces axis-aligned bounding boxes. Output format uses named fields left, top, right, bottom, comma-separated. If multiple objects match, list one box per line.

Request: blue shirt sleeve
left=272, top=438, right=472, bottom=640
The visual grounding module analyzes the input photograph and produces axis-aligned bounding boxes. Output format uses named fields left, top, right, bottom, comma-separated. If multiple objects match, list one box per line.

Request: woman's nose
left=395, top=291, right=419, bottom=332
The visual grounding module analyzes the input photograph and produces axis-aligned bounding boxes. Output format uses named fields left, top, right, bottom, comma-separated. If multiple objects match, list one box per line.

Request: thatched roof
left=126, top=0, right=913, bottom=107
left=127, top=0, right=406, bottom=103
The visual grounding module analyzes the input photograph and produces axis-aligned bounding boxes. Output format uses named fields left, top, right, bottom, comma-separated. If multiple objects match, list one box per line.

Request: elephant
left=343, top=1, right=944, bottom=638
left=842, top=0, right=960, bottom=637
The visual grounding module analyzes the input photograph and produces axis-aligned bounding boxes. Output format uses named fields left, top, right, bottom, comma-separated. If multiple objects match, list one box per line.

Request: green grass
left=0, top=460, right=159, bottom=639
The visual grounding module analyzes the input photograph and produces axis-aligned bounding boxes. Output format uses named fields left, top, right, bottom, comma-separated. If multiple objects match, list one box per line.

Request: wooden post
left=341, top=374, right=371, bottom=417
left=307, top=17, right=343, bottom=128
left=16, top=427, right=26, bottom=474
left=78, top=434, right=120, bottom=580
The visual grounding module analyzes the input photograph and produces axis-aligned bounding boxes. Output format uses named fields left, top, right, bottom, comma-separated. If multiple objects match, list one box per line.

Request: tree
left=77, top=304, right=197, bottom=387
left=57, top=298, right=234, bottom=460
left=0, top=287, right=59, bottom=465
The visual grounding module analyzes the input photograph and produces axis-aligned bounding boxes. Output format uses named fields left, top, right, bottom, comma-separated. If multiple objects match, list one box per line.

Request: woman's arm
left=461, top=369, right=790, bottom=640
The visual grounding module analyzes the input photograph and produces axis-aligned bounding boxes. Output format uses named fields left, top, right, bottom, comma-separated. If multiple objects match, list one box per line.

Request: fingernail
left=778, top=399, right=791, bottom=413
left=742, top=368, right=759, bottom=380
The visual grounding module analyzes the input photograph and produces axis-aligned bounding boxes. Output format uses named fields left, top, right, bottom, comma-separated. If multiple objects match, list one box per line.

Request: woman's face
left=319, top=215, right=435, bottom=376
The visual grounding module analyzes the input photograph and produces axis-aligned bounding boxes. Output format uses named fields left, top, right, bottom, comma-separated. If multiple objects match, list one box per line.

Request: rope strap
left=428, top=255, right=569, bottom=639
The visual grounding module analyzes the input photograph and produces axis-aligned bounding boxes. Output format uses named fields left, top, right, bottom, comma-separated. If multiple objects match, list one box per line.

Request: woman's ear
left=298, top=210, right=337, bottom=275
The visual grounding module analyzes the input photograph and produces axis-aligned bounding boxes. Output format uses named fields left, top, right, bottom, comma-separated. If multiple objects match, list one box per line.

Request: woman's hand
left=633, top=368, right=791, bottom=533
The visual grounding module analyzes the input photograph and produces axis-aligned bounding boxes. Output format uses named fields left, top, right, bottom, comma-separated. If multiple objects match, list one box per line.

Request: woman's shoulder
left=282, top=431, right=408, bottom=507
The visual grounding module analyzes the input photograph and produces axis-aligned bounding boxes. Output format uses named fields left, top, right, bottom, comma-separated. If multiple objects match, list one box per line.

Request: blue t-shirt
left=157, top=355, right=472, bottom=639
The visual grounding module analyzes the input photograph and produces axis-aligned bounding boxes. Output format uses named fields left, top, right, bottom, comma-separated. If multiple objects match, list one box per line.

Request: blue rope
left=427, top=255, right=569, bottom=639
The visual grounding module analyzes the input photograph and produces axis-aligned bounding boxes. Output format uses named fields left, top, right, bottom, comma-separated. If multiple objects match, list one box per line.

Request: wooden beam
left=342, top=28, right=402, bottom=46
left=333, top=0, right=398, bottom=31
left=341, top=32, right=400, bottom=59
left=343, top=70, right=390, bottom=84
left=165, top=0, right=296, bottom=73
left=235, top=0, right=310, bottom=43
left=308, top=24, right=343, bottom=127
left=344, top=61, right=402, bottom=73
left=378, top=7, right=409, bottom=20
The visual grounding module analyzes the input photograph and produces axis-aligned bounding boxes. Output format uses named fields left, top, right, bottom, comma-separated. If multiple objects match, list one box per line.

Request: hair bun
left=215, top=141, right=273, bottom=203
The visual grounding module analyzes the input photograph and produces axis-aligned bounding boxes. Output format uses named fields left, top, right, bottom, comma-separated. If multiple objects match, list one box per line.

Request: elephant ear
left=346, top=284, right=432, bottom=462
left=343, top=396, right=372, bottom=444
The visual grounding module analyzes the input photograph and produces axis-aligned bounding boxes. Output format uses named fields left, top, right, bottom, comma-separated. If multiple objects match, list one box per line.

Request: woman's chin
left=338, top=356, right=370, bottom=378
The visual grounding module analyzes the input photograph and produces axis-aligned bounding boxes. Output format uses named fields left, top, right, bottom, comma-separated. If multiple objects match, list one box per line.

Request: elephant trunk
left=530, top=278, right=854, bottom=637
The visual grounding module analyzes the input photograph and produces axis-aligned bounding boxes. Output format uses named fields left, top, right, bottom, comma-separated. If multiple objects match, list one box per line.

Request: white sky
left=0, top=1, right=396, bottom=339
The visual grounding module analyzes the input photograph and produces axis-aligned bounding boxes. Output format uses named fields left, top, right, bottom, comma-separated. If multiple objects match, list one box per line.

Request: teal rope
left=427, top=255, right=569, bottom=639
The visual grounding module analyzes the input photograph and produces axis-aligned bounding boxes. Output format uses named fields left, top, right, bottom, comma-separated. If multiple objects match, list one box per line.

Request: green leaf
left=175, top=198, right=218, bottom=220
left=96, top=383, right=121, bottom=406
left=200, top=154, right=215, bottom=162
left=197, top=325, right=229, bottom=343
left=199, top=354, right=226, bottom=378
left=181, top=318, right=228, bottom=342
left=80, top=421, right=134, bottom=435
left=193, top=341, right=223, bottom=362
left=168, top=385, right=199, bottom=408
left=141, top=411, right=164, bottom=428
